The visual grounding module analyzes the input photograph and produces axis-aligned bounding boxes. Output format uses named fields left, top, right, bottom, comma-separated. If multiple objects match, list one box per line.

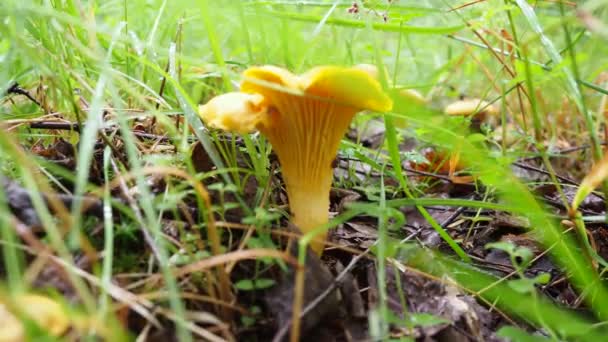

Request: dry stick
left=29, top=121, right=81, bottom=131
left=157, top=20, right=184, bottom=109
left=511, top=161, right=580, bottom=186
left=448, top=0, right=487, bottom=12
left=139, top=249, right=299, bottom=286
left=155, top=59, right=171, bottom=113
left=3, top=110, right=146, bottom=130
left=27, top=120, right=183, bottom=143
left=471, top=28, right=516, bottom=77
left=403, top=167, right=456, bottom=182
left=155, top=308, right=228, bottom=342
left=514, top=84, right=529, bottom=132
left=3, top=115, right=73, bottom=131
left=100, top=128, right=133, bottom=167
left=512, top=160, right=606, bottom=208
left=339, top=156, right=456, bottom=182
left=131, top=291, right=250, bottom=315
left=152, top=20, right=183, bottom=131
left=520, top=143, right=607, bottom=162
left=6, top=82, right=43, bottom=107
left=216, top=221, right=376, bottom=258
left=135, top=324, right=153, bottom=342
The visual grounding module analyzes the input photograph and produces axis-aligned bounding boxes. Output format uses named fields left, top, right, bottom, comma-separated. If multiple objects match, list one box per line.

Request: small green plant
left=486, top=241, right=550, bottom=294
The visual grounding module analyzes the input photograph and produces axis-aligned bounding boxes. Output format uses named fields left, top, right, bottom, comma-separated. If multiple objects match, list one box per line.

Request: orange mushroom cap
left=0, top=294, right=70, bottom=341
left=199, top=65, right=392, bottom=254
left=444, top=98, right=497, bottom=117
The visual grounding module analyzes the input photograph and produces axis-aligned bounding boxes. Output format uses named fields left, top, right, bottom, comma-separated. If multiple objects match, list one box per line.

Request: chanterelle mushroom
left=199, top=65, right=392, bottom=254
left=0, top=294, right=70, bottom=341
left=444, top=98, right=499, bottom=131
left=445, top=98, right=497, bottom=119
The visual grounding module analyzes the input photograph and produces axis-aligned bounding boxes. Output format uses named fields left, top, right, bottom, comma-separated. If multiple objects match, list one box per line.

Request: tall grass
left=1, top=0, right=608, bottom=340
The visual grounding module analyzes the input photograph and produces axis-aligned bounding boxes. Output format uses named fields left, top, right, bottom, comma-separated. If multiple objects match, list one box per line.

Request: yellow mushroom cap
left=399, top=89, right=427, bottom=105
left=353, top=63, right=380, bottom=79
left=352, top=63, right=390, bottom=85
left=444, top=98, right=497, bottom=117
left=198, top=92, right=266, bottom=134
left=19, top=294, right=70, bottom=336
left=0, top=294, right=70, bottom=341
left=0, top=303, right=23, bottom=342
left=199, top=65, right=392, bottom=254
left=239, top=65, right=392, bottom=113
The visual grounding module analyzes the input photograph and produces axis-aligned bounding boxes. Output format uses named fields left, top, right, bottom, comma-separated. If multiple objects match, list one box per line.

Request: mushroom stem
left=256, top=96, right=358, bottom=256
left=287, top=182, right=332, bottom=254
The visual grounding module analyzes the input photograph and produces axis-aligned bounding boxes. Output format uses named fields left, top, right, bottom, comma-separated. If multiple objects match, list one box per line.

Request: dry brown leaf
left=572, top=151, right=608, bottom=212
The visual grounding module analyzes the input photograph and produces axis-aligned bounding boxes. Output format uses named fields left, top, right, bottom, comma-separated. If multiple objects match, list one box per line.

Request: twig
left=6, top=82, right=42, bottom=107
left=29, top=122, right=81, bottom=131
left=512, top=161, right=579, bottom=186
left=520, top=143, right=608, bottom=161
left=403, top=166, right=455, bottom=182
left=339, top=156, right=455, bottom=182
left=27, top=120, right=187, bottom=143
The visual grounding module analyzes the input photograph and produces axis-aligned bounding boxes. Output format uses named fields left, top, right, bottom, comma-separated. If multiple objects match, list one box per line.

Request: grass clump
left=1, top=0, right=608, bottom=340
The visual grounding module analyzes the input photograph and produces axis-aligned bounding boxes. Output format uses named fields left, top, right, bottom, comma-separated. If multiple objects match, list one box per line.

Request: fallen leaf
left=572, top=151, right=608, bottom=212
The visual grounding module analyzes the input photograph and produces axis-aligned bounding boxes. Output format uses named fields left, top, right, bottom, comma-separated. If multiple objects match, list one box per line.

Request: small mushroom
left=199, top=65, right=392, bottom=254
left=444, top=98, right=498, bottom=130
left=398, top=88, right=427, bottom=105
left=0, top=294, right=70, bottom=341
left=0, top=303, right=23, bottom=342
left=444, top=98, right=497, bottom=116
left=354, top=64, right=427, bottom=105
left=354, top=63, right=427, bottom=128
left=354, top=63, right=388, bottom=82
